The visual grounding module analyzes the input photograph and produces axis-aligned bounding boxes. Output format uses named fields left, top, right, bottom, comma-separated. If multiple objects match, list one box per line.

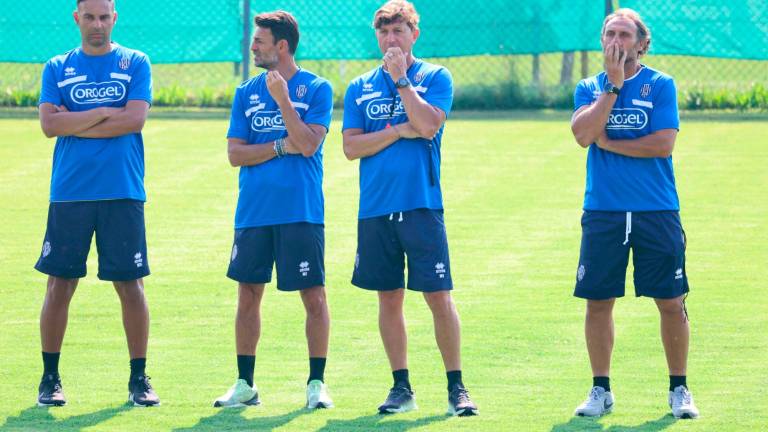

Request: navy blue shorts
left=227, top=223, right=325, bottom=291
left=574, top=211, right=689, bottom=300
left=34, top=200, right=150, bottom=281
left=352, top=208, right=453, bottom=292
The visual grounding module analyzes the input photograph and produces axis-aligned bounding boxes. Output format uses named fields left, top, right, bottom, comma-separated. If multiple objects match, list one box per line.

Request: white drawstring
left=389, top=213, right=393, bottom=221
left=398, top=212, right=403, bottom=222
left=388, top=212, right=404, bottom=222
left=622, top=212, right=632, bottom=245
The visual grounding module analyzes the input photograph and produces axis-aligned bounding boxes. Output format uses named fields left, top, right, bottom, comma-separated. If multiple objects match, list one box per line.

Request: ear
left=278, top=39, right=289, bottom=54
left=73, top=10, right=79, bottom=24
left=113, top=11, right=118, bottom=24
left=412, top=28, right=420, bottom=42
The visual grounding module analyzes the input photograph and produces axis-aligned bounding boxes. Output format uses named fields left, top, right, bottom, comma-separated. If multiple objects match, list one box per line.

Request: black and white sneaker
left=378, top=386, right=416, bottom=414
left=447, top=386, right=478, bottom=416
left=37, top=374, right=66, bottom=407
left=128, top=374, right=160, bottom=407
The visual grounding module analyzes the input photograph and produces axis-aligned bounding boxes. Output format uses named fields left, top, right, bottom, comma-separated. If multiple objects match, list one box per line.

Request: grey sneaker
left=378, top=386, right=416, bottom=414
left=213, top=379, right=260, bottom=407
left=447, top=386, right=478, bottom=416
left=128, top=374, right=160, bottom=407
left=669, top=386, right=699, bottom=419
left=306, top=379, right=334, bottom=409
left=574, top=386, right=614, bottom=417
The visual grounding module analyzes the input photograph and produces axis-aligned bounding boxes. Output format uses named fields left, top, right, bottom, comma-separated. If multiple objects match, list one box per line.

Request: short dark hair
left=254, top=11, right=300, bottom=54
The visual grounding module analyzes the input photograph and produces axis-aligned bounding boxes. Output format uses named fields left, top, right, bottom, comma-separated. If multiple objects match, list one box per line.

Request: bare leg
left=423, top=291, right=462, bottom=371
left=236, top=283, right=265, bottom=355
left=655, top=296, right=689, bottom=376
left=585, top=298, right=615, bottom=377
left=300, top=286, right=330, bottom=358
left=113, top=279, right=149, bottom=359
left=378, top=289, right=407, bottom=371
left=40, top=276, right=79, bottom=352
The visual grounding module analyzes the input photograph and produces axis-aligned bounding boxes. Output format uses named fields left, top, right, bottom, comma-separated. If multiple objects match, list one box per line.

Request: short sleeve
left=421, top=68, right=453, bottom=117
left=342, top=81, right=364, bottom=131
left=127, top=55, right=152, bottom=105
left=227, top=88, right=249, bottom=140
left=573, top=79, right=594, bottom=111
left=39, top=61, right=62, bottom=107
left=303, top=80, right=333, bottom=131
left=649, top=78, right=679, bottom=132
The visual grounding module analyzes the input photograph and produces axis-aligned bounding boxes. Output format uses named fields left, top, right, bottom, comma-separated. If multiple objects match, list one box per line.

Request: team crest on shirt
left=640, top=83, right=651, bottom=98
left=119, top=56, right=130, bottom=70
left=249, top=94, right=260, bottom=104
left=64, top=67, right=76, bottom=77
left=414, top=72, right=424, bottom=83
left=296, top=85, right=307, bottom=98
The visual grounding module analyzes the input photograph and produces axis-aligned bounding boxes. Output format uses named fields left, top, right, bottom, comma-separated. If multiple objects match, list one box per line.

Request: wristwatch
left=395, top=77, right=411, bottom=89
left=604, top=82, right=621, bottom=95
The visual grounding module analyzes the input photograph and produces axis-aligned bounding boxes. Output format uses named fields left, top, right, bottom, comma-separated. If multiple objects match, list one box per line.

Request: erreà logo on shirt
left=606, top=108, right=648, bottom=130
left=365, top=97, right=405, bottom=120
left=70, top=80, right=126, bottom=104
left=251, top=110, right=286, bottom=132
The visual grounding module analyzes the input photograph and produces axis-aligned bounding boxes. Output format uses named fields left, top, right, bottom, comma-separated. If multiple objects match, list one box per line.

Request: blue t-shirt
left=39, top=43, right=152, bottom=202
left=574, top=65, right=681, bottom=211
left=343, top=59, right=453, bottom=219
left=227, top=69, right=333, bottom=229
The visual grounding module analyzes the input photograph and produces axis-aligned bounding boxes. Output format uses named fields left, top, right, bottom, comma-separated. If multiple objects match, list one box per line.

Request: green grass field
left=0, top=112, right=766, bottom=431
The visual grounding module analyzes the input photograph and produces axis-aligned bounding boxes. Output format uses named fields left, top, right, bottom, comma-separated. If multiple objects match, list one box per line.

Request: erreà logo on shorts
left=70, top=80, right=126, bottom=104
left=251, top=110, right=286, bottom=132
left=365, top=97, right=405, bottom=120
left=606, top=108, right=648, bottom=130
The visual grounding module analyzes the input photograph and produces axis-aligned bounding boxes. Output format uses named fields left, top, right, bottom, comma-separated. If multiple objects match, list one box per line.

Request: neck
left=81, top=42, right=112, bottom=56
left=271, top=58, right=299, bottom=81
left=623, top=60, right=641, bottom=80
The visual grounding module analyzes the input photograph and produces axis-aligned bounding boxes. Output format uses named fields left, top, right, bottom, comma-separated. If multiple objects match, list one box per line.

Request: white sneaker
left=669, top=386, right=699, bottom=419
left=306, top=379, right=334, bottom=409
left=213, top=379, right=260, bottom=407
left=574, top=386, right=614, bottom=417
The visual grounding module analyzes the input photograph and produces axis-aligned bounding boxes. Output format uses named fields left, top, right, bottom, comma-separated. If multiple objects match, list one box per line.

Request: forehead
left=376, top=19, right=411, bottom=31
left=77, top=0, right=114, bottom=14
left=253, top=26, right=274, bottom=41
left=604, top=16, right=638, bottom=35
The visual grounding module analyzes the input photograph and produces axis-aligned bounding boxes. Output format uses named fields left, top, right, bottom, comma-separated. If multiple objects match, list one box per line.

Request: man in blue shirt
left=343, top=0, right=477, bottom=416
left=570, top=8, right=698, bottom=419
left=213, top=10, right=334, bottom=410
left=34, top=0, right=158, bottom=407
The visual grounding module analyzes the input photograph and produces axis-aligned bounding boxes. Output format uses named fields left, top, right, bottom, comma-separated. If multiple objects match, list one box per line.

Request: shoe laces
left=589, top=387, right=602, bottom=401
left=452, top=387, right=471, bottom=404
left=133, top=375, right=153, bottom=392
left=680, top=389, right=692, bottom=405
left=389, top=386, right=411, bottom=399
left=42, top=374, right=62, bottom=392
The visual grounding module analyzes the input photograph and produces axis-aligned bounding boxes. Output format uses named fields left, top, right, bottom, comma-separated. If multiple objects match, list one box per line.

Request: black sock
left=447, top=370, right=464, bottom=391
left=593, top=376, right=610, bottom=392
left=237, top=355, right=255, bottom=387
left=669, top=375, right=687, bottom=391
left=130, top=358, right=146, bottom=379
left=308, top=357, right=326, bottom=384
left=392, top=369, right=411, bottom=390
left=42, top=352, right=60, bottom=376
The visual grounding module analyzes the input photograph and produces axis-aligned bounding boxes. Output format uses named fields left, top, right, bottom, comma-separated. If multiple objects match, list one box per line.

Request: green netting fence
left=1, top=0, right=766, bottom=109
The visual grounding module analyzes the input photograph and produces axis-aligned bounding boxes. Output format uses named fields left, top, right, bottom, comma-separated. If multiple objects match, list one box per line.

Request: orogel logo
left=70, top=81, right=126, bottom=104
left=606, top=108, right=648, bottom=130
left=365, top=97, right=405, bottom=120
left=251, top=110, right=286, bottom=132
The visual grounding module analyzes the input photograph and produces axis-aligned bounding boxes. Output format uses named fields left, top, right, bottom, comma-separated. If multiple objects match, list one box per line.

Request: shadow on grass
left=173, top=407, right=308, bottom=432
left=316, top=413, right=448, bottom=432
left=0, top=404, right=130, bottom=431
left=551, top=413, right=676, bottom=432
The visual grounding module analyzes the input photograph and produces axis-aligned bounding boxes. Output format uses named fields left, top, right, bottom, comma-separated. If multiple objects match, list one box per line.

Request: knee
left=301, top=287, right=328, bottom=317
left=378, top=290, right=404, bottom=312
left=655, top=297, right=685, bottom=315
left=424, top=291, right=456, bottom=318
left=114, top=280, right=145, bottom=300
left=586, top=299, right=614, bottom=316
left=238, top=284, right=263, bottom=309
left=46, top=277, right=77, bottom=304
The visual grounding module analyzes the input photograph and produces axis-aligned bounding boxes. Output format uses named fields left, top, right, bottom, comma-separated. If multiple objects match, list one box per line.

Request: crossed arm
left=342, top=94, right=445, bottom=161
left=227, top=123, right=327, bottom=167
left=571, top=101, right=677, bottom=158
left=39, top=100, right=150, bottom=139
